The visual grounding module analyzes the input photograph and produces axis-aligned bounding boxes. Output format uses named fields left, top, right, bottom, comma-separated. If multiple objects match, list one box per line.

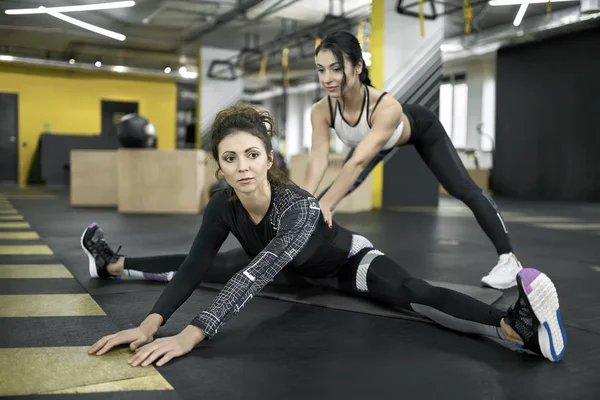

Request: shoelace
left=95, top=240, right=123, bottom=262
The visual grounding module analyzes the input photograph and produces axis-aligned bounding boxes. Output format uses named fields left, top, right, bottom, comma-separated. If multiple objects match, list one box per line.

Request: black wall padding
left=39, top=133, right=119, bottom=185
left=494, top=26, right=600, bottom=201
left=382, top=48, right=442, bottom=209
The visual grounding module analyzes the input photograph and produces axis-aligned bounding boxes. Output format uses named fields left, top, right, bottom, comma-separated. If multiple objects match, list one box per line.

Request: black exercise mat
left=0, top=316, right=117, bottom=348
left=7, top=391, right=182, bottom=400
left=0, top=278, right=87, bottom=295
left=199, top=280, right=504, bottom=324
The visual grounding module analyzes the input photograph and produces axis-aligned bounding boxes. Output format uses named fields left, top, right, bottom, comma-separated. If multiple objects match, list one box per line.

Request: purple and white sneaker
left=80, top=223, right=122, bottom=279
left=504, top=268, right=566, bottom=362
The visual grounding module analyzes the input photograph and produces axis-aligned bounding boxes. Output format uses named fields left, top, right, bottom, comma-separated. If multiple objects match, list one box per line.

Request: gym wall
left=0, top=64, right=177, bottom=186
left=494, top=26, right=600, bottom=201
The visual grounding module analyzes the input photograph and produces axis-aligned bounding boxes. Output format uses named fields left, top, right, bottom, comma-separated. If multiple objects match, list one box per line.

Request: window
left=439, top=74, right=468, bottom=149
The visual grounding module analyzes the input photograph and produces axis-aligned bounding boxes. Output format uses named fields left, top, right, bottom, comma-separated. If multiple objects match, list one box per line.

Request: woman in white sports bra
left=304, top=31, right=522, bottom=291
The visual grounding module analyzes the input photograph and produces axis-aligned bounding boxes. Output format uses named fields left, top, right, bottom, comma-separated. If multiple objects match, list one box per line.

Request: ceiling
left=0, top=0, right=371, bottom=74
left=0, top=0, right=597, bottom=87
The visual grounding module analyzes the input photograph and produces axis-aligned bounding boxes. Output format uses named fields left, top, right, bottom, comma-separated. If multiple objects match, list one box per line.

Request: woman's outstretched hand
left=128, top=325, right=206, bottom=367
left=88, top=327, right=155, bottom=356
left=88, top=313, right=163, bottom=356
left=319, top=199, right=333, bottom=229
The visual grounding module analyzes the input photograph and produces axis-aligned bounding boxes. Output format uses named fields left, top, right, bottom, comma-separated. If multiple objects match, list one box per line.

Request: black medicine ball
left=116, top=114, right=157, bottom=148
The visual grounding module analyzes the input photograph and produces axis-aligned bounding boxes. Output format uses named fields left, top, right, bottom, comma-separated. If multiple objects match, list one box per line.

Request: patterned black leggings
left=316, top=103, right=512, bottom=255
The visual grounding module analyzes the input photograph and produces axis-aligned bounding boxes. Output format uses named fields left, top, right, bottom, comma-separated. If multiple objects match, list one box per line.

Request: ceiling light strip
left=5, top=1, right=136, bottom=15
left=41, top=7, right=126, bottom=41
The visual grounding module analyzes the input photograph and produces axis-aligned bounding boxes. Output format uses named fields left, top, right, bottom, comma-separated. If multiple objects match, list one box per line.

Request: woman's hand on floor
left=128, top=325, right=206, bottom=367
left=88, top=327, right=155, bottom=356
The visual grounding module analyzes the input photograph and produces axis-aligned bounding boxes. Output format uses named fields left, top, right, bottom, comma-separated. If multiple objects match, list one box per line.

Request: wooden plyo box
left=70, top=150, right=118, bottom=207
left=116, top=149, right=207, bottom=214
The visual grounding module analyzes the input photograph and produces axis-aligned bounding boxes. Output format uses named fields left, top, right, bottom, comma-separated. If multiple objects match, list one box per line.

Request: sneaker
left=504, top=268, right=566, bottom=362
left=80, top=222, right=122, bottom=279
left=481, top=253, right=523, bottom=289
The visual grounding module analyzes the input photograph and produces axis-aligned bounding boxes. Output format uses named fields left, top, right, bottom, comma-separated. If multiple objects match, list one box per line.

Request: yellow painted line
left=0, top=264, right=72, bottom=278
left=0, top=347, right=172, bottom=396
left=47, top=375, right=174, bottom=394
left=0, top=222, right=30, bottom=229
left=0, top=209, right=18, bottom=214
left=535, top=223, right=600, bottom=230
left=0, top=194, right=56, bottom=199
left=0, top=215, right=24, bottom=220
left=0, top=232, right=40, bottom=240
left=389, top=206, right=521, bottom=216
left=503, top=216, right=579, bottom=223
left=0, top=294, right=105, bottom=317
left=0, top=245, right=53, bottom=255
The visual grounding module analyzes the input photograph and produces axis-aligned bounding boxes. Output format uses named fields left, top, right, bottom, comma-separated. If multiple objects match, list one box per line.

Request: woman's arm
left=88, top=192, right=231, bottom=357
left=189, top=196, right=321, bottom=339
left=319, top=99, right=403, bottom=222
left=147, top=191, right=231, bottom=325
left=304, top=102, right=332, bottom=195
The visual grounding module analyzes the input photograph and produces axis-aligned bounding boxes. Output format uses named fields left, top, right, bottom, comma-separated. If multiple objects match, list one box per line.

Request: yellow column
left=370, top=0, right=385, bottom=209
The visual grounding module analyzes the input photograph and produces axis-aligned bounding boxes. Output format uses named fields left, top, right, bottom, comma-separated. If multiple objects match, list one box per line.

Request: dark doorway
left=0, top=93, right=19, bottom=184
left=101, top=100, right=139, bottom=137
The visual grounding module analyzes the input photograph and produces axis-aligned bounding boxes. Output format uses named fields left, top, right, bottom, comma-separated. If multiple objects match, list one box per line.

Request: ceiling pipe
left=442, top=5, right=600, bottom=61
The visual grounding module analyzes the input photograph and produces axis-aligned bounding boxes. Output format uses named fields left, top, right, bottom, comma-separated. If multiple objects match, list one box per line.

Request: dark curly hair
left=210, top=104, right=293, bottom=199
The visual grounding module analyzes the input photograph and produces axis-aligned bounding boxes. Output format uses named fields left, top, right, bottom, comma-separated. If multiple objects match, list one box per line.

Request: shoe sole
left=481, top=278, right=517, bottom=290
left=80, top=223, right=99, bottom=279
left=481, top=256, right=523, bottom=290
left=518, top=268, right=566, bottom=362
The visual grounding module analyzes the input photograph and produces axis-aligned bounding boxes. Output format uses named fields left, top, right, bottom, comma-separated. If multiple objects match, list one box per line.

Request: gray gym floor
left=1, top=187, right=599, bottom=399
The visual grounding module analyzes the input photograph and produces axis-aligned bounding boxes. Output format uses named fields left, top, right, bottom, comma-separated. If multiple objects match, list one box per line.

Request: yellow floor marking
left=0, top=347, right=172, bottom=396
left=0, top=232, right=40, bottom=240
left=47, top=375, right=174, bottom=394
left=0, top=245, right=53, bottom=255
left=0, top=264, right=72, bottom=278
left=535, top=223, right=600, bottom=230
left=0, top=194, right=56, bottom=199
left=0, top=222, right=30, bottom=229
left=502, top=216, right=579, bottom=223
left=0, top=294, right=105, bottom=317
left=0, top=215, right=24, bottom=221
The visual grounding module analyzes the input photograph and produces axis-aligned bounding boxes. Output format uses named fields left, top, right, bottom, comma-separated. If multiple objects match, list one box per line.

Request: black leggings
left=317, top=104, right=512, bottom=256
left=124, top=247, right=507, bottom=338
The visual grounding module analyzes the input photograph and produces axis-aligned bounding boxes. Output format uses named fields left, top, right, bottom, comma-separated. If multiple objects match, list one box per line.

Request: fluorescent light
left=0, top=55, right=15, bottom=61
left=513, top=2, right=529, bottom=26
left=181, top=71, right=198, bottom=79
left=441, top=43, right=464, bottom=52
left=41, top=7, right=126, bottom=41
left=5, top=1, right=135, bottom=15
left=490, top=0, right=575, bottom=5
left=95, top=61, right=102, bottom=67
left=178, top=66, right=187, bottom=74
left=164, top=67, right=171, bottom=73
left=113, top=65, right=126, bottom=72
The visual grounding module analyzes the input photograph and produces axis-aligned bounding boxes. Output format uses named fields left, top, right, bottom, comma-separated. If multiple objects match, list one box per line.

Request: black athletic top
left=149, top=183, right=353, bottom=338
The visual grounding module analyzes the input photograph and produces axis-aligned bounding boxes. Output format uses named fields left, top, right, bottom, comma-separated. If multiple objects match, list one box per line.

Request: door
left=101, top=100, right=139, bottom=137
left=0, top=93, right=18, bottom=184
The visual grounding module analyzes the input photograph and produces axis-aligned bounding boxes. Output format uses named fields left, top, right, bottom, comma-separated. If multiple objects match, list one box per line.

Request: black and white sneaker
left=80, top=223, right=122, bottom=279
left=504, top=268, right=566, bottom=362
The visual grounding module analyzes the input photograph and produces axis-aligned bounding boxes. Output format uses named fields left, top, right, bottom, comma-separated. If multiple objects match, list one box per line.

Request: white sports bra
left=328, top=86, right=404, bottom=150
